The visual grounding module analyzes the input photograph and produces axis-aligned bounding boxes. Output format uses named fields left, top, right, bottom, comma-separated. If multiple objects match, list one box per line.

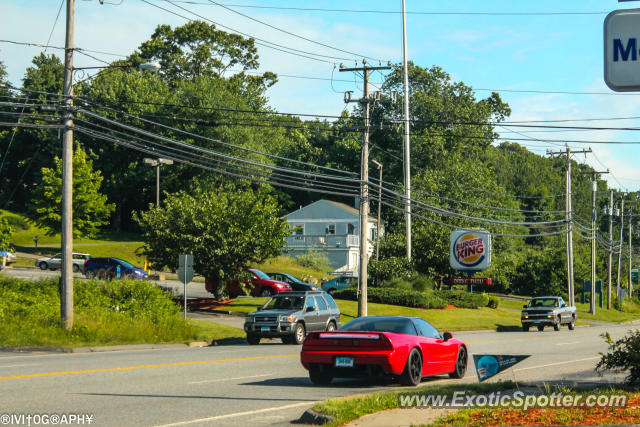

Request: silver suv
left=244, top=291, right=341, bottom=345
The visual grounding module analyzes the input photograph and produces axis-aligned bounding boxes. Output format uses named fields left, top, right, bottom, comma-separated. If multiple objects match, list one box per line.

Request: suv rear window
left=323, top=295, right=338, bottom=310
left=314, top=296, right=328, bottom=311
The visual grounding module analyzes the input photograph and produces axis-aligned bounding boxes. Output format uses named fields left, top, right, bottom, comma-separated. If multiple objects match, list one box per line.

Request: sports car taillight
left=308, top=332, right=393, bottom=349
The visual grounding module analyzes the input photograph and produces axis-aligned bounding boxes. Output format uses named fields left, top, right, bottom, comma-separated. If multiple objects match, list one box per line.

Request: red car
left=300, top=315, right=467, bottom=386
left=206, top=268, right=292, bottom=298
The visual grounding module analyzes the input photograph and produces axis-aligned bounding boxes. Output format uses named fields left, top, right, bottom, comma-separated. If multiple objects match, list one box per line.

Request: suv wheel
left=72, top=264, right=80, bottom=273
left=39, top=262, right=48, bottom=270
left=86, top=270, right=96, bottom=279
left=325, top=321, right=336, bottom=332
left=292, top=323, right=306, bottom=345
left=260, top=288, right=273, bottom=297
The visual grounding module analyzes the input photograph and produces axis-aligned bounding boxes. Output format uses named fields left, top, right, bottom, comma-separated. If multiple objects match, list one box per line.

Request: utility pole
left=340, top=61, right=390, bottom=318
left=617, top=198, right=625, bottom=301
left=608, top=190, right=614, bottom=310
left=580, top=170, right=607, bottom=315
left=372, top=160, right=382, bottom=262
left=547, top=146, right=591, bottom=306
left=61, top=0, right=75, bottom=330
left=629, top=205, right=633, bottom=298
left=401, top=0, right=412, bottom=260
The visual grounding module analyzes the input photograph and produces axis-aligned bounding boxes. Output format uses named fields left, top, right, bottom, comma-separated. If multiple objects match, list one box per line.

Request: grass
left=224, top=297, right=523, bottom=331
left=311, top=382, right=517, bottom=427
left=0, top=276, right=243, bottom=348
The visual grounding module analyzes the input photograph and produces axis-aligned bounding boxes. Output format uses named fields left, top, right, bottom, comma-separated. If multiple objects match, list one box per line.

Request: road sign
left=178, top=254, right=194, bottom=284
left=604, top=9, right=640, bottom=91
left=178, top=254, right=193, bottom=321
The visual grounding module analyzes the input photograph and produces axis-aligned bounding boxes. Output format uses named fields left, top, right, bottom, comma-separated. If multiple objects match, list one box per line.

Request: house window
left=347, top=223, right=355, bottom=235
left=326, top=223, right=336, bottom=235
left=371, top=228, right=377, bottom=242
left=292, top=224, right=304, bottom=239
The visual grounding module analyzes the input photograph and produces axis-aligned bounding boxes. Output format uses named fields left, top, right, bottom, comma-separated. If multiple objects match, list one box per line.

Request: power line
left=205, top=0, right=381, bottom=62
left=140, top=0, right=344, bottom=64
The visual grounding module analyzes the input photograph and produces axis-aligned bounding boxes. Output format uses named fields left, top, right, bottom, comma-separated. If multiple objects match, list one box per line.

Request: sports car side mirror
left=443, top=331, right=452, bottom=341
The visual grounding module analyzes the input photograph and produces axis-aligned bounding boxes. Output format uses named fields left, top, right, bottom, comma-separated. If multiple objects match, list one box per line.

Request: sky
left=2, top=0, right=640, bottom=192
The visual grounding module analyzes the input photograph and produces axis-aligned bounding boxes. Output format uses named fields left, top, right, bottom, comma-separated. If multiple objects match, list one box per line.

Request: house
left=283, top=199, right=382, bottom=273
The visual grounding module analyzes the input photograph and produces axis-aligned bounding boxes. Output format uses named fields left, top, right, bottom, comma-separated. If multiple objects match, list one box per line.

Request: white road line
left=154, top=402, right=312, bottom=426
left=514, top=356, right=600, bottom=372
left=188, top=373, right=272, bottom=384
left=555, top=341, right=581, bottom=346
left=0, top=363, right=37, bottom=368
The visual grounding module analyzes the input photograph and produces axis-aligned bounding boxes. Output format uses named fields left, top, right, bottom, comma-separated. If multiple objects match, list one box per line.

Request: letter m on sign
left=614, top=38, right=637, bottom=62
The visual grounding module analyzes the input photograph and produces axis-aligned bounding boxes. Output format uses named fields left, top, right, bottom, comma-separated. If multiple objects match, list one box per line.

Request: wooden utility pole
left=547, top=146, right=591, bottom=306
left=401, top=0, right=412, bottom=260
left=372, top=160, right=382, bottom=262
left=340, top=61, right=390, bottom=318
left=608, top=190, right=614, bottom=310
left=617, top=198, right=625, bottom=301
left=629, top=203, right=634, bottom=298
left=61, top=0, right=75, bottom=330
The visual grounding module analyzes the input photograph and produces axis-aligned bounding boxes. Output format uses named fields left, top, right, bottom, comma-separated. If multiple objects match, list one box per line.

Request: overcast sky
left=2, top=0, right=640, bottom=191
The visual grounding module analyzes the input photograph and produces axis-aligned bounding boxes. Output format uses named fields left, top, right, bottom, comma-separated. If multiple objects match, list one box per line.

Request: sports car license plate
left=335, top=357, right=354, bottom=368
left=261, top=326, right=270, bottom=332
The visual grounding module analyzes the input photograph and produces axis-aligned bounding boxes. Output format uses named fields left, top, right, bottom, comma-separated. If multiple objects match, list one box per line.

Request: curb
left=0, top=342, right=209, bottom=353
left=295, top=408, right=334, bottom=425
left=189, top=308, right=248, bottom=317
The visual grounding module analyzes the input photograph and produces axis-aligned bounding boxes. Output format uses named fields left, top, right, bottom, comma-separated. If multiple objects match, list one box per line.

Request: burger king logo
left=453, top=233, right=485, bottom=267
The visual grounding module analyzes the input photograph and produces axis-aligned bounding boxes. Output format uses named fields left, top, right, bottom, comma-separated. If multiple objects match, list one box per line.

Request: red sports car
left=300, top=315, right=467, bottom=386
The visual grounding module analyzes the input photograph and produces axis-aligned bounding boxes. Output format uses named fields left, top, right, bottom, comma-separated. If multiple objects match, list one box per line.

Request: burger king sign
left=450, top=230, right=492, bottom=272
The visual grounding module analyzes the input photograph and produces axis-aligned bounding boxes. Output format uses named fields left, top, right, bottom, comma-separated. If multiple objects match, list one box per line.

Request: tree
left=28, top=147, right=114, bottom=237
left=133, top=182, right=290, bottom=294
left=0, top=53, right=64, bottom=211
left=0, top=217, right=12, bottom=251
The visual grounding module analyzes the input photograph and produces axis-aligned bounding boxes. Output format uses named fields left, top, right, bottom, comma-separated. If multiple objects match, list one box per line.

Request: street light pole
left=143, top=158, right=173, bottom=207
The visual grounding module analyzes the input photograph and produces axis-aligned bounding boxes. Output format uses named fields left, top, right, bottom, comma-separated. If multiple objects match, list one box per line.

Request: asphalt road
left=2, top=320, right=637, bottom=427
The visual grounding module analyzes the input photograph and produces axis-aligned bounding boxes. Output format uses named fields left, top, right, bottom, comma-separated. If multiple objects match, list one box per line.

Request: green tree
left=28, top=147, right=114, bottom=237
left=0, top=217, right=12, bottom=251
left=133, top=182, right=290, bottom=294
left=0, top=53, right=64, bottom=211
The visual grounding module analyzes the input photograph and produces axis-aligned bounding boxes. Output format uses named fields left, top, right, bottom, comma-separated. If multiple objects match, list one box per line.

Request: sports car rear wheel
left=309, top=365, right=332, bottom=385
left=449, top=346, right=467, bottom=379
left=400, top=348, right=422, bottom=386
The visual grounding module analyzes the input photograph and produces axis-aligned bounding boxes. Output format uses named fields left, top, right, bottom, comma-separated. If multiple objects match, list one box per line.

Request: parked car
left=300, top=315, right=467, bottom=386
left=244, top=291, right=341, bottom=345
left=521, top=296, right=576, bottom=332
left=266, top=272, right=320, bottom=291
left=213, top=268, right=292, bottom=298
left=36, top=252, right=91, bottom=273
left=321, top=275, right=358, bottom=294
left=84, top=257, right=148, bottom=280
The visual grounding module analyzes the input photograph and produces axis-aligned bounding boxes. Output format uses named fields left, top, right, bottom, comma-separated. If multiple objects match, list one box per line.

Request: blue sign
left=472, top=354, right=530, bottom=382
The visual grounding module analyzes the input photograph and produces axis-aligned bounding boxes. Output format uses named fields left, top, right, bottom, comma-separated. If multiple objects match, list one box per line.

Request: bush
left=486, top=295, right=500, bottom=309
left=596, top=330, right=640, bottom=385
left=332, top=287, right=447, bottom=309
left=369, top=256, right=415, bottom=285
left=612, top=295, right=623, bottom=311
left=294, top=248, right=331, bottom=272
left=411, top=275, right=434, bottom=292
left=435, top=290, right=489, bottom=309
left=381, top=277, right=412, bottom=291
left=0, top=276, right=198, bottom=347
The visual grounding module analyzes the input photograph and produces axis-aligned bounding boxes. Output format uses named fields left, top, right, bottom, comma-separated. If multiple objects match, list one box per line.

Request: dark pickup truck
left=521, top=296, right=576, bottom=332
